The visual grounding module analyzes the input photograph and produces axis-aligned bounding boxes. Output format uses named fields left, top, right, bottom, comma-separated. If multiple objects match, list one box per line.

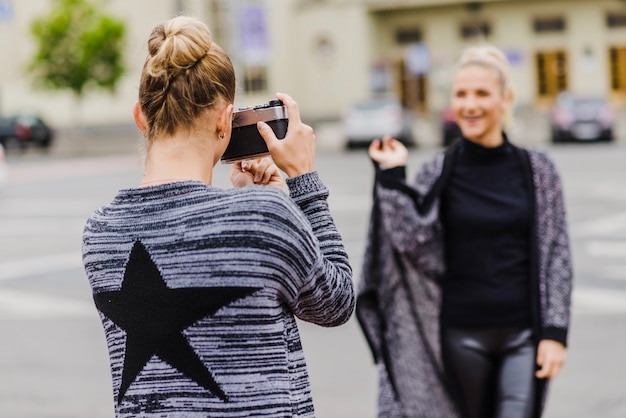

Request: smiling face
left=451, top=63, right=512, bottom=147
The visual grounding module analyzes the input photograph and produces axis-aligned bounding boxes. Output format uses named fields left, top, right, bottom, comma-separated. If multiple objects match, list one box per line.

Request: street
left=1, top=139, right=626, bottom=417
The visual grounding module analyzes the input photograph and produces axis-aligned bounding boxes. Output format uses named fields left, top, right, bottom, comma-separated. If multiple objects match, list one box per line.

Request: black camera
left=221, top=99, right=288, bottom=163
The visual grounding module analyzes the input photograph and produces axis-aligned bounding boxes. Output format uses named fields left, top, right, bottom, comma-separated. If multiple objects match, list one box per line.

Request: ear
left=133, top=101, right=147, bottom=134
left=498, top=89, right=511, bottom=115
left=216, top=102, right=234, bottom=140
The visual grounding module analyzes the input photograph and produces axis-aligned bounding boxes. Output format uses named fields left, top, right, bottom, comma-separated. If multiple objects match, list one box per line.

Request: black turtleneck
left=440, top=137, right=532, bottom=328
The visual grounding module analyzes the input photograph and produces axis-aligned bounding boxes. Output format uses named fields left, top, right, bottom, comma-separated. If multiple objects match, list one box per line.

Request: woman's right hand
left=257, top=92, right=315, bottom=178
left=368, top=135, right=408, bottom=169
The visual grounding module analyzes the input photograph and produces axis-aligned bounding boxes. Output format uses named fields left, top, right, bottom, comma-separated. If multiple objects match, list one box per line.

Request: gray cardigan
left=356, top=145, right=573, bottom=418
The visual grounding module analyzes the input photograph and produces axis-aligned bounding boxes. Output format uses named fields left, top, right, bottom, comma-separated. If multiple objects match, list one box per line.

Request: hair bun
left=145, top=16, right=213, bottom=79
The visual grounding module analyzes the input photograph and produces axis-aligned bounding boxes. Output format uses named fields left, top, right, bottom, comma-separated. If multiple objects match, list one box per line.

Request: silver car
left=342, top=97, right=415, bottom=148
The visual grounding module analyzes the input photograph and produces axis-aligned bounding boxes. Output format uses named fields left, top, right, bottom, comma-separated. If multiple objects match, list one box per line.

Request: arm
left=284, top=172, right=355, bottom=326
left=256, top=93, right=353, bottom=326
left=532, top=152, right=573, bottom=379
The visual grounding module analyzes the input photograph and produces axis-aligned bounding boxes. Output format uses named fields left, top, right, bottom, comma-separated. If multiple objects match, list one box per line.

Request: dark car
left=550, top=94, right=614, bottom=142
left=0, top=114, right=54, bottom=150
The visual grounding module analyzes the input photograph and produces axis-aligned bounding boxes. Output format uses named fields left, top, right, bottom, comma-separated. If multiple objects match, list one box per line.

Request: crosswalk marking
left=0, top=252, right=82, bottom=281
left=572, top=211, right=626, bottom=237
left=0, top=288, right=96, bottom=319
left=573, top=286, right=626, bottom=315
left=585, top=240, right=626, bottom=258
left=0, top=285, right=622, bottom=319
left=1, top=251, right=625, bottom=318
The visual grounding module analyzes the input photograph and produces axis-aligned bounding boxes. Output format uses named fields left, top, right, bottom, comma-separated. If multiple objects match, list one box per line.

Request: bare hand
left=257, top=92, right=315, bottom=178
left=535, top=339, right=566, bottom=379
left=229, top=158, right=284, bottom=189
left=368, top=135, right=408, bottom=169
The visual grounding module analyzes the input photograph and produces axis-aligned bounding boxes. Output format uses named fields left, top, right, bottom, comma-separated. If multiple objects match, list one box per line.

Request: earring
left=218, top=132, right=225, bottom=140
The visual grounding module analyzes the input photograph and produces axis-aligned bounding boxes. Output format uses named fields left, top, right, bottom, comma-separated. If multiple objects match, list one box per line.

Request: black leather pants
left=441, top=326, right=536, bottom=418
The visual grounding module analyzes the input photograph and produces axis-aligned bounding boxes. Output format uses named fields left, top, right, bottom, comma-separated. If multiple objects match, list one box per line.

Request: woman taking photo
left=357, top=45, right=573, bottom=418
left=82, top=16, right=354, bottom=417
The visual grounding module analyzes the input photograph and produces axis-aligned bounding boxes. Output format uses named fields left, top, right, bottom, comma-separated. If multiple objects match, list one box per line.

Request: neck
left=465, top=131, right=504, bottom=148
left=140, top=134, right=218, bottom=187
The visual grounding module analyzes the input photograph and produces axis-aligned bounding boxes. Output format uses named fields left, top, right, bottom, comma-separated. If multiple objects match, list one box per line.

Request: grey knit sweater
left=82, top=172, right=355, bottom=417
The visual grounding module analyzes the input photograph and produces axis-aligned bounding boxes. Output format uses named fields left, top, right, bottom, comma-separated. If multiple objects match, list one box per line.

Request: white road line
left=0, top=288, right=96, bottom=319
left=596, top=265, right=626, bottom=281
left=573, top=286, right=626, bottom=315
left=585, top=240, right=626, bottom=258
left=2, top=254, right=625, bottom=317
left=573, top=211, right=626, bottom=236
left=0, top=252, right=82, bottom=281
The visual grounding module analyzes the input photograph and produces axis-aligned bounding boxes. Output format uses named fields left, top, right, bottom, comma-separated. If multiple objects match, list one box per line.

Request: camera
left=221, top=99, right=288, bottom=163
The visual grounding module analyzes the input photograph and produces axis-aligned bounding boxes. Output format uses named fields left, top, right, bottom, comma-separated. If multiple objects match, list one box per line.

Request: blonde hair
left=138, top=16, right=235, bottom=140
left=456, top=45, right=514, bottom=126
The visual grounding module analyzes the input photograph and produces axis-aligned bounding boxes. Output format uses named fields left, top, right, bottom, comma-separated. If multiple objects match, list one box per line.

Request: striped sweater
left=82, top=171, right=355, bottom=417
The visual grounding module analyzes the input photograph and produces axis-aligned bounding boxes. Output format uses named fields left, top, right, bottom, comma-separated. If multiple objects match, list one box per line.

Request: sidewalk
left=36, top=106, right=626, bottom=160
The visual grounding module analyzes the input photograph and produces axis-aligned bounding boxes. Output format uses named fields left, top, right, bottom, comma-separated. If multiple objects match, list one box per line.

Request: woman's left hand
left=535, top=339, right=567, bottom=379
left=230, top=158, right=284, bottom=189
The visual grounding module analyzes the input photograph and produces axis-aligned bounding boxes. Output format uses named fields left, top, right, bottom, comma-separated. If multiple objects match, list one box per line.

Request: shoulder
left=525, top=147, right=560, bottom=177
left=413, top=149, right=447, bottom=191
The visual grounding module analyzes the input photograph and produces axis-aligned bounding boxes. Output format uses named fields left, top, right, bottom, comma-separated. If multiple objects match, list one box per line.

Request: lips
left=460, top=115, right=483, bottom=126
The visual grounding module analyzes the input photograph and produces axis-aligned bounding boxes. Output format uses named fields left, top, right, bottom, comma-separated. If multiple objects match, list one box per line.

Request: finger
left=261, top=165, right=279, bottom=184
left=369, top=139, right=381, bottom=155
left=536, top=356, right=558, bottom=379
left=241, top=160, right=253, bottom=172
left=231, top=161, right=243, bottom=172
left=257, top=121, right=278, bottom=147
left=275, top=92, right=302, bottom=125
left=254, top=159, right=272, bottom=183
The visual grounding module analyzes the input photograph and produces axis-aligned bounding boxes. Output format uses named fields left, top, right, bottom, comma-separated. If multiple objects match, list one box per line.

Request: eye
left=477, top=89, right=491, bottom=97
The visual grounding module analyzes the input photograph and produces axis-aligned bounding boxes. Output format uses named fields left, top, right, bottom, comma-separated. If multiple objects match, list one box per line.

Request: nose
left=463, top=93, right=478, bottom=110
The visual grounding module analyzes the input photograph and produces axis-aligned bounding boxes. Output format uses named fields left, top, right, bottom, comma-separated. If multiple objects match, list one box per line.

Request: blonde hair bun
left=145, top=16, right=213, bottom=79
left=138, top=16, right=235, bottom=140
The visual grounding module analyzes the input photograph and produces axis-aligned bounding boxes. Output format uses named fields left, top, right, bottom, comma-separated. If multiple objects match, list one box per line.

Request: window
left=397, top=59, right=428, bottom=113
left=460, top=22, right=491, bottom=39
left=395, top=27, right=422, bottom=44
left=535, top=50, right=568, bottom=100
left=533, top=17, right=566, bottom=33
left=607, top=12, right=626, bottom=28
left=609, top=47, right=626, bottom=94
left=243, top=66, right=267, bottom=94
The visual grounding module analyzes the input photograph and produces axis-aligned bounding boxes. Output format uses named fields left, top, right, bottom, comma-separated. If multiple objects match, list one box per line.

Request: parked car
left=0, top=144, right=8, bottom=188
left=0, top=113, right=54, bottom=150
left=342, top=97, right=415, bottom=148
left=550, top=94, right=614, bottom=142
left=441, top=107, right=462, bottom=147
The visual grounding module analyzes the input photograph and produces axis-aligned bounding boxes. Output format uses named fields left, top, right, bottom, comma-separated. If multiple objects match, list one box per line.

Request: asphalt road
left=1, top=137, right=626, bottom=417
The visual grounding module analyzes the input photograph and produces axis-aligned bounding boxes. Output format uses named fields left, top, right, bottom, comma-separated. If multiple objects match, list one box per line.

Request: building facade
left=0, top=0, right=624, bottom=128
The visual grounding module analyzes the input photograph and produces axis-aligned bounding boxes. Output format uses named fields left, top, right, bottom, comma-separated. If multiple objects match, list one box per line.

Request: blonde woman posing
left=357, top=45, right=572, bottom=418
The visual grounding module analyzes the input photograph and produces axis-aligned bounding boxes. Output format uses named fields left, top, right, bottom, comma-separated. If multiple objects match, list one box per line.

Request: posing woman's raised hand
left=368, top=135, right=409, bottom=169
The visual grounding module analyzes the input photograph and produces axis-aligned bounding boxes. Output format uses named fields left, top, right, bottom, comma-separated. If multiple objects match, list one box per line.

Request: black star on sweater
left=93, top=241, right=260, bottom=405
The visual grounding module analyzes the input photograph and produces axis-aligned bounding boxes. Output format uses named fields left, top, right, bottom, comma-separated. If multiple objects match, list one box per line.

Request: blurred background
left=0, top=0, right=625, bottom=150
left=2, top=0, right=626, bottom=417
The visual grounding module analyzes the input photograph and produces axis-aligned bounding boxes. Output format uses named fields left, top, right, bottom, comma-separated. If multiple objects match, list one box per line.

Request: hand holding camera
left=257, top=93, right=315, bottom=178
left=221, top=93, right=315, bottom=178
